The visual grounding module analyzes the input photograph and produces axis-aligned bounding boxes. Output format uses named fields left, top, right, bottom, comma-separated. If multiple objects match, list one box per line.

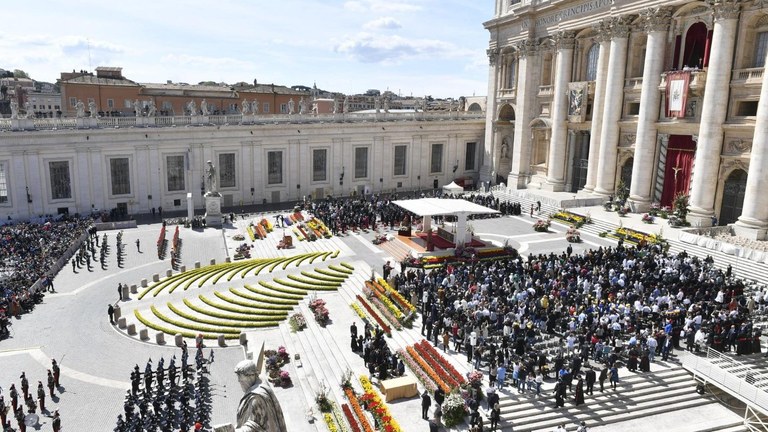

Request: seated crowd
left=0, top=216, right=91, bottom=335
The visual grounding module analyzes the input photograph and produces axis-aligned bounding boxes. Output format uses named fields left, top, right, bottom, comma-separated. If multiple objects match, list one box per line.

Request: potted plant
left=533, top=219, right=550, bottom=232
left=566, top=227, right=581, bottom=243
left=279, top=370, right=292, bottom=387
left=642, top=213, right=655, bottom=224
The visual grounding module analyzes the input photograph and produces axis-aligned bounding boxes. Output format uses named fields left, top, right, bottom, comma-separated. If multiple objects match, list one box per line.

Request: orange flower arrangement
left=344, top=388, right=374, bottom=432
left=406, top=346, right=451, bottom=393
left=416, top=339, right=466, bottom=385
left=359, top=376, right=402, bottom=432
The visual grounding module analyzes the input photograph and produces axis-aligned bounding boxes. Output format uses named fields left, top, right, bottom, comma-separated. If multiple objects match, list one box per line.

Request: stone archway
left=468, top=103, right=482, bottom=112
left=498, top=104, right=515, bottom=122
left=719, top=169, right=748, bottom=225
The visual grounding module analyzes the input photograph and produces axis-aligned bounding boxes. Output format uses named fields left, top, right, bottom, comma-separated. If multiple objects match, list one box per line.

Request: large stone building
left=0, top=112, right=484, bottom=219
left=482, top=0, right=768, bottom=239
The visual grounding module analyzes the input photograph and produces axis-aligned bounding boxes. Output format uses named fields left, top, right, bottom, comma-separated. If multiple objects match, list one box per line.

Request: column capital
left=487, top=48, right=500, bottom=66
left=554, top=31, right=576, bottom=50
left=607, top=16, right=633, bottom=39
left=708, top=0, right=741, bottom=21
left=591, top=21, right=613, bottom=43
left=640, top=7, right=673, bottom=32
left=514, top=39, right=539, bottom=57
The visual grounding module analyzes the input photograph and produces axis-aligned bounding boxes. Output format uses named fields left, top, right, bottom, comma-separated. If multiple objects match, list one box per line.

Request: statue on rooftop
left=201, top=99, right=208, bottom=116
left=251, top=98, right=259, bottom=114
left=187, top=100, right=196, bottom=116
left=146, top=99, right=156, bottom=117
left=205, top=160, right=217, bottom=195
left=10, top=99, right=18, bottom=119
left=88, top=100, right=98, bottom=118
left=75, top=99, right=86, bottom=118
left=241, top=99, right=249, bottom=115
left=288, top=98, right=295, bottom=115
left=343, top=96, right=349, bottom=114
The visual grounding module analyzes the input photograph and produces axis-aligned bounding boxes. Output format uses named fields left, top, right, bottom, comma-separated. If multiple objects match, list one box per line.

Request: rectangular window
left=354, top=147, right=368, bottom=179
left=0, top=162, right=8, bottom=203
left=756, top=32, right=768, bottom=68
left=166, top=155, right=186, bottom=191
left=218, top=153, right=236, bottom=188
left=110, top=158, right=131, bottom=195
left=107, top=99, right=114, bottom=108
left=263, top=102, right=270, bottom=113
left=69, top=97, right=76, bottom=107
left=312, top=149, right=327, bottom=182
left=49, top=161, right=72, bottom=200
left=124, top=99, right=132, bottom=108
left=280, top=103, right=288, bottom=114
left=267, top=151, right=283, bottom=184
left=465, top=142, right=477, bottom=171
left=162, top=101, right=172, bottom=110
left=394, top=145, right=407, bottom=176
left=430, top=143, right=444, bottom=174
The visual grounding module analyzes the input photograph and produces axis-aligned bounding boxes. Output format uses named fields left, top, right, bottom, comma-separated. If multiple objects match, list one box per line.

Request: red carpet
left=415, top=233, right=485, bottom=249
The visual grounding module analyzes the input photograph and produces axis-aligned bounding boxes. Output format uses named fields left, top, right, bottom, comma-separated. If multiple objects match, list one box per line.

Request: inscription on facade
left=521, top=0, right=614, bottom=30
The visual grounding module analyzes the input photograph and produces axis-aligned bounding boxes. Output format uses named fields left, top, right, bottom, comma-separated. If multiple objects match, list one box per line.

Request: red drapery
left=660, top=135, right=696, bottom=208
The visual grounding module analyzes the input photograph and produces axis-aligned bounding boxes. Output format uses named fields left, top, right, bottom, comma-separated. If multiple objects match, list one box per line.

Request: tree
left=13, top=69, right=29, bottom=79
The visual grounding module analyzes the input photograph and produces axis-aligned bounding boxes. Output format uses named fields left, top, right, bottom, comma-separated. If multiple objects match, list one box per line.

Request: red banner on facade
left=666, top=71, right=691, bottom=118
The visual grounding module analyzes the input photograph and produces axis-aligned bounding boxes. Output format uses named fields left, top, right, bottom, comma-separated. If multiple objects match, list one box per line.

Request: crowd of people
left=116, top=343, right=212, bottom=432
left=0, top=359, right=62, bottom=432
left=385, top=236, right=756, bottom=430
left=0, top=217, right=92, bottom=337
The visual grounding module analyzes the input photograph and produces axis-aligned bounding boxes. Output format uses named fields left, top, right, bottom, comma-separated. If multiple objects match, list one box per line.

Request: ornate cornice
left=641, top=7, right=673, bottom=32
left=607, top=16, right=633, bottom=39
left=514, top=39, right=539, bottom=57
left=726, top=138, right=752, bottom=154
left=487, top=48, right=500, bottom=66
left=708, top=0, right=742, bottom=21
left=554, top=31, right=576, bottom=50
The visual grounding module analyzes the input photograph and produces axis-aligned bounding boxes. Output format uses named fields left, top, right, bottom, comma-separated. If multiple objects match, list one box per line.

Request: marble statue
left=187, top=100, right=196, bottom=116
left=147, top=100, right=156, bottom=117
left=500, top=137, right=510, bottom=160
left=89, top=101, right=98, bottom=118
left=374, top=97, right=381, bottom=113
left=10, top=99, right=18, bottom=119
left=133, top=99, right=142, bottom=117
left=241, top=99, right=249, bottom=115
left=333, top=98, right=339, bottom=114
left=287, top=98, right=295, bottom=115
left=201, top=99, right=208, bottom=116
left=205, top=160, right=217, bottom=194
left=251, top=99, right=259, bottom=114
left=343, top=96, right=349, bottom=114
left=421, top=97, right=428, bottom=112
left=298, top=97, right=306, bottom=115
left=24, top=101, right=33, bottom=119
left=75, top=99, right=86, bottom=118
left=234, top=344, right=287, bottom=432
left=383, top=97, right=389, bottom=113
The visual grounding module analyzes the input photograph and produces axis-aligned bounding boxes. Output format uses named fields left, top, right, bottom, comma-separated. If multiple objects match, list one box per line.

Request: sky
left=1, top=0, right=493, bottom=99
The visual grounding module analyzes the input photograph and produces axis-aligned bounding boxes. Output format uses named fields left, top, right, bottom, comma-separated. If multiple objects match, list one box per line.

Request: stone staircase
left=377, top=237, right=415, bottom=263
left=496, top=366, right=742, bottom=432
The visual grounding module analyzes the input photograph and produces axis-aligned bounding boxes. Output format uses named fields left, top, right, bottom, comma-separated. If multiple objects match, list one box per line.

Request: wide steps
left=499, top=368, right=703, bottom=431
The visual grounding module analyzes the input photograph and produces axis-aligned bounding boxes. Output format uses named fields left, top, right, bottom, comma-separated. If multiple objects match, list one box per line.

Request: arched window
left=585, top=43, right=599, bottom=81
left=755, top=31, right=768, bottom=67
left=683, top=22, right=709, bottom=69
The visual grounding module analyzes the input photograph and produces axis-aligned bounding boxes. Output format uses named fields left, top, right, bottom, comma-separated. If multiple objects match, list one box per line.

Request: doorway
left=719, top=169, right=747, bottom=225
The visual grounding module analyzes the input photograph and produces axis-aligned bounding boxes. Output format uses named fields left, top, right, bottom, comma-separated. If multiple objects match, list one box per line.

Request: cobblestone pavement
left=0, top=211, right=613, bottom=431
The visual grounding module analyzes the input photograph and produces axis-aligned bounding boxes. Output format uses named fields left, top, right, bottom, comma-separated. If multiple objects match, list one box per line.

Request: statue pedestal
left=204, top=193, right=223, bottom=227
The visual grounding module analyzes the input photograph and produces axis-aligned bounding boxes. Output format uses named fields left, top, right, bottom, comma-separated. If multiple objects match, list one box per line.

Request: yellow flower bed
left=358, top=375, right=402, bottom=432
left=351, top=302, right=368, bottom=321
left=377, top=278, right=416, bottom=313
left=198, top=294, right=288, bottom=315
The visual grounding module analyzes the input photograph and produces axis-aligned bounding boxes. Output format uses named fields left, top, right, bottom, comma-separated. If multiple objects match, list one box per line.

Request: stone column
left=734, top=42, right=768, bottom=239
left=480, top=47, right=501, bottom=184
left=509, top=40, right=538, bottom=189
left=629, top=7, right=672, bottom=211
left=594, top=17, right=631, bottom=196
left=688, top=1, right=741, bottom=226
left=544, top=31, right=576, bottom=192
left=583, top=23, right=611, bottom=193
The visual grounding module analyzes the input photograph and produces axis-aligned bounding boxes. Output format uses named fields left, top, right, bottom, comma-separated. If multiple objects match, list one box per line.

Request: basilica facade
left=482, top=0, right=768, bottom=239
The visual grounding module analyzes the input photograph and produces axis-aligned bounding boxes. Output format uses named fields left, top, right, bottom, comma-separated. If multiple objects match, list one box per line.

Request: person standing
left=52, top=410, right=61, bottom=432
left=0, top=395, right=6, bottom=427
left=15, top=407, right=25, bottom=432
left=574, top=376, right=585, bottom=405
left=421, top=390, right=431, bottom=420
left=598, top=366, right=608, bottom=392
left=9, top=384, right=18, bottom=414
left=52, top=360, right=61, bottom=387
left=20, top=373, right=29, bottom=400
left=36, top=382, right=45, bottom=412
left=553, top=379, right=565, bottom=408
left=108, top=304, right=115, bottom=324
left=585, top=367, right=596, bottom=396
left=610, top=364, right=619, bottom=391
left=135, top=239, right=141, bottom=252
left=490, top=403, right=500, bottom=431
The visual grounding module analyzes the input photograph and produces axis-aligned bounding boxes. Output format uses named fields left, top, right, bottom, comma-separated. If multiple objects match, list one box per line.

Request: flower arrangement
left=309, top=298, right=330, bottom=326
left=232, top=234, right=245, bottom=241
left=397, top=348, right=438, bottom=393
left=355, top=296, right=391, bottom=336
left=566, top=227, right=581, bottom=243
left=279, top=370, right=292, bottom=387
left=316, top=381, right=334, bottom=413
left=618, top=206, right=630, bottom=216
left=359, top=375, right=402, bottom=432
left=660, top=206, right=671, bottom=219
left=649, top=202, right=661, bottom=216
left=415, top=340, right=465, bottom=385
left=344, top=388, right=375, bottom=432
left=342, top=403, right=362, bottom=432
left=533, top=218, right=550, bottom=232
left=642, top=213, right=655, bottom=224
left=376, top=279, right=417, bottom=314
left=552, top=210, right=590, bottom=227
left=467, top=370, right=484, bottom=388
left=442, top=391, right=468, bottom=427
left=403, top=346, right=448, bottom=393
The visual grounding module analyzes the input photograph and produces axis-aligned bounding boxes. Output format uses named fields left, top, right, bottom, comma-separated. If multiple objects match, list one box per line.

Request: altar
left=379, top=375, right=419, bottom=402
